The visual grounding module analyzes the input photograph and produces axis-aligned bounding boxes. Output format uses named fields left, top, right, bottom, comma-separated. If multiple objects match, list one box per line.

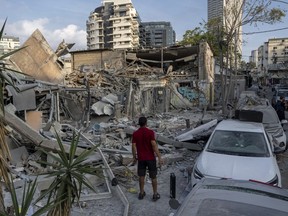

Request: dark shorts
left=137, top=160, right=157, bottom=179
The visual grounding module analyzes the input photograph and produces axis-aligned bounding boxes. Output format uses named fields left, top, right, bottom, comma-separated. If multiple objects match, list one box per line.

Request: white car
left=191, top=119, right=282, bottom=187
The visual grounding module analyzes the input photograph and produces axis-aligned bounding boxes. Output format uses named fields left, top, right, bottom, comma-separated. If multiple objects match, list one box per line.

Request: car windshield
left=207, top=130, right=270, bottom=157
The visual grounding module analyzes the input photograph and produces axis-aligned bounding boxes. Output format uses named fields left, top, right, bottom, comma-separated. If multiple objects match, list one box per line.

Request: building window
left=273, top=47, right=277, bottom=50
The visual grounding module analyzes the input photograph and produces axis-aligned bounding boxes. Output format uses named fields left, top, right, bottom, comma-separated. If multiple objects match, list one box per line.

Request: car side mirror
left=169, top=198, right=181, bottom=210
left=274, top=146, right=285, bottom=154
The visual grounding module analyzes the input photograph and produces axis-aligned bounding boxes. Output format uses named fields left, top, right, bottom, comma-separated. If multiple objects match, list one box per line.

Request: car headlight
left=267, top=175, right=279, bottom=186
left=193, top=166, right=204, bottom=180
left=273, top=129, right=284, bottom=138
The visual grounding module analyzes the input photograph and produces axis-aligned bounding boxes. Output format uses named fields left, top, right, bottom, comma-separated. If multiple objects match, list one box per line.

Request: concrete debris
left=2, top=34, right=224, bottom=216
left=175, top=119, right=218, bottom=142
left=92, top=101, right=114, bottom=116
left=10, top=146, right=29, bottom=166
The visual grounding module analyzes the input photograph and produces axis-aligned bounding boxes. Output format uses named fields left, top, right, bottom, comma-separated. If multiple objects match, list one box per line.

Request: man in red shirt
left=132, top=116, right=164, bottom=201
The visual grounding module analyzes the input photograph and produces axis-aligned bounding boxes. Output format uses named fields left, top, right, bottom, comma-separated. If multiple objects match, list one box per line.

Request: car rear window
left=193, top=199, right=288, bottom=216
left=207, top=130, right=270, bottom=157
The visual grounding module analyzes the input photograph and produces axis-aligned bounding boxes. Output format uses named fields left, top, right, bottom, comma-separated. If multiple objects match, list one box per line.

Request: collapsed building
left=1, top=29, right=218, bottom=215
left=69, top=41, right=214, bottom=118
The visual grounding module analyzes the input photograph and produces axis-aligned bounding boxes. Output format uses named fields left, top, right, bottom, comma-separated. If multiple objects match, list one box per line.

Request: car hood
left=197, top=151, right=279, bottom=183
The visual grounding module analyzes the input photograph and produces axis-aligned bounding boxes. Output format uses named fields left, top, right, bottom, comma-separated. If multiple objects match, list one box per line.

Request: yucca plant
left=0, top=177, right=54, bottom=216
left=0, top=18, right=27, bottom=214
left=36, top=131, right=102, bottom=216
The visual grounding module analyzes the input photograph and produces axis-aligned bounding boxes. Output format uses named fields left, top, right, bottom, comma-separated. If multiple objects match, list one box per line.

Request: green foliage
left=0, top=178, right=53, bottom=216
left=179, top=27, right=206, bottom=46
left=36, top=131, right=102, bottom=216
left=0, top=18, right=29, bottom=215
left=178, top=23, right=223, bottom=57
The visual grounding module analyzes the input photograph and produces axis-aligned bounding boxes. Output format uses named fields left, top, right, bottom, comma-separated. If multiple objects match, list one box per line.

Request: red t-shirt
left=132, top=127, right=156, bottom=161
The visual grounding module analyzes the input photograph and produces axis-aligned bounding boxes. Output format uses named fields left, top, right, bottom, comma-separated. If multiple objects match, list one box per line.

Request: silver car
left=170, top=178, right=288, bottom=216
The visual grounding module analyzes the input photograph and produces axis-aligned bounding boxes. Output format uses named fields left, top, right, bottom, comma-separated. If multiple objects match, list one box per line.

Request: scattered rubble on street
left=3, top=29, right=286, bottom=216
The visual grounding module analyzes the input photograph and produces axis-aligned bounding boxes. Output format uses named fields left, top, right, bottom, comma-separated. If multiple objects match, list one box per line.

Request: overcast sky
left=0, top=0, right=287, bottom=61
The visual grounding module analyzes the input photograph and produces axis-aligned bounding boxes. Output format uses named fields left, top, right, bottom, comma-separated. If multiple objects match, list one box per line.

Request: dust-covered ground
left=70, top=147, right=288, bottom=216
left=70, top=86, right=288, bottom=215
left=71, top=150, right=199, bottom=216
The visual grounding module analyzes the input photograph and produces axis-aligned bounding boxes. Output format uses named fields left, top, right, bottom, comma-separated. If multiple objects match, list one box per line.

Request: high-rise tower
left=207, top=0, right=243, bottom=58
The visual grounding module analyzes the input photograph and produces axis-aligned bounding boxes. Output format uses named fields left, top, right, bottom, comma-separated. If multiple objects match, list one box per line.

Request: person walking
left=275, top=96, right=286, bottom=121
left=132, top=116, right=164, bottom=201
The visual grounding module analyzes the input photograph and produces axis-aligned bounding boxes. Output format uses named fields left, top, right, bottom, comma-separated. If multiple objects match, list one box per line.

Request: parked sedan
left=191, top=119, right=282, bottom=187
left=170, top=178, right=288, bottom=216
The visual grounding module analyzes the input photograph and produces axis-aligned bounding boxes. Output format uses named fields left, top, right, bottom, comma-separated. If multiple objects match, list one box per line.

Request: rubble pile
left=1, top=31, right=221, bottom=215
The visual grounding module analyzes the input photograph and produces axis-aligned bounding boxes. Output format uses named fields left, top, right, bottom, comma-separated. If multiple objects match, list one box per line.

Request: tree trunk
left=0, top=187, right=5, bottom=214
left=48, top=200, right=70, bottom=216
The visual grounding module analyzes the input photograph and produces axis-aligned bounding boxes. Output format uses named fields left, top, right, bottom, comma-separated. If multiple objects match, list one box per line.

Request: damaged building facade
left=70, top=41, right=214, bottom=118
left=0, top=23, right=218, bottom=215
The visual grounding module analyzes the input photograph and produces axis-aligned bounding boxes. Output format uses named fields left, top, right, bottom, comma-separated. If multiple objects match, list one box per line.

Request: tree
left=220, top=0, right=285, bottom=114
left=179, top=27, right=206, bottom=46
left=0, top=19, right=27, bottom=214
left=179, top=23, right=221, bottom=56
left=181, top=0, right=285, bottom=114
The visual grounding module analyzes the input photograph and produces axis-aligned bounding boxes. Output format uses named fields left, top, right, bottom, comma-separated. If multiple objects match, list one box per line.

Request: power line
left=272, top=0, right=288, bottom=4
left=243, top=27, right=288, bottom=35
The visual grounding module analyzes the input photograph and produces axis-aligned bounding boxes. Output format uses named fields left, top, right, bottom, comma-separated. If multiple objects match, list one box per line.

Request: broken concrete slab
left=9, top=29, right=64, bottom=83
left=102, top=94, right=119, bottom=106
left=92, top=101, right=114, bottom=116
left=175, top=119, right=218, bottom=142
left=4, top=107, right=87, bottom=156
left=10, top=146, right=29, bottom=166
left=124, top=126, right=202, bottom=151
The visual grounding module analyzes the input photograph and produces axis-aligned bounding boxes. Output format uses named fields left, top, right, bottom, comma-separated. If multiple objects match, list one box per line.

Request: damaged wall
left=126, top=79, right=169, bottom=118
left=9, top=29, right=64, bottom=83
left=70, top=49, right=126, bottom=72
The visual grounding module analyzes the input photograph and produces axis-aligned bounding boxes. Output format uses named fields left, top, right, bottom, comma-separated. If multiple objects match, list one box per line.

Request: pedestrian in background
left=132, top=116, right=164, bottom=201
left=275, top=96, right=286, bottom=121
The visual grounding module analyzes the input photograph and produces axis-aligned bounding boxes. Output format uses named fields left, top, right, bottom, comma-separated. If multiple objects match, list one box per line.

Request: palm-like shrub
left=0, top=18, right=26, bottom=214
left=37, top=132, right=102, bottom=216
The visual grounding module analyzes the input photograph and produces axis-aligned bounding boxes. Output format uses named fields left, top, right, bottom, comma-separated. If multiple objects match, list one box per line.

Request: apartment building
left=140, top=22, right=176, bottom=48
left=249, top=50, right=258, bottom=67
left=207, top=0, right=243, bottom=57
left=208, top=0, right=224, bottom=21
left=256, top=38, right=288, bottom=71
left=267, top=38, right=288, bottom=65
left=0, top=35, right=20, bottom=54
left=87, top=0, right=140, bottom=50
left=257, top=43, right=269, bottom=73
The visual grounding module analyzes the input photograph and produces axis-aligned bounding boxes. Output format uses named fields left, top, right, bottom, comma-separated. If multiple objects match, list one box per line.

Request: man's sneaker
left=152, top=193, right=160, bottom=201
left=138, top=191, right=146, bottom=200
